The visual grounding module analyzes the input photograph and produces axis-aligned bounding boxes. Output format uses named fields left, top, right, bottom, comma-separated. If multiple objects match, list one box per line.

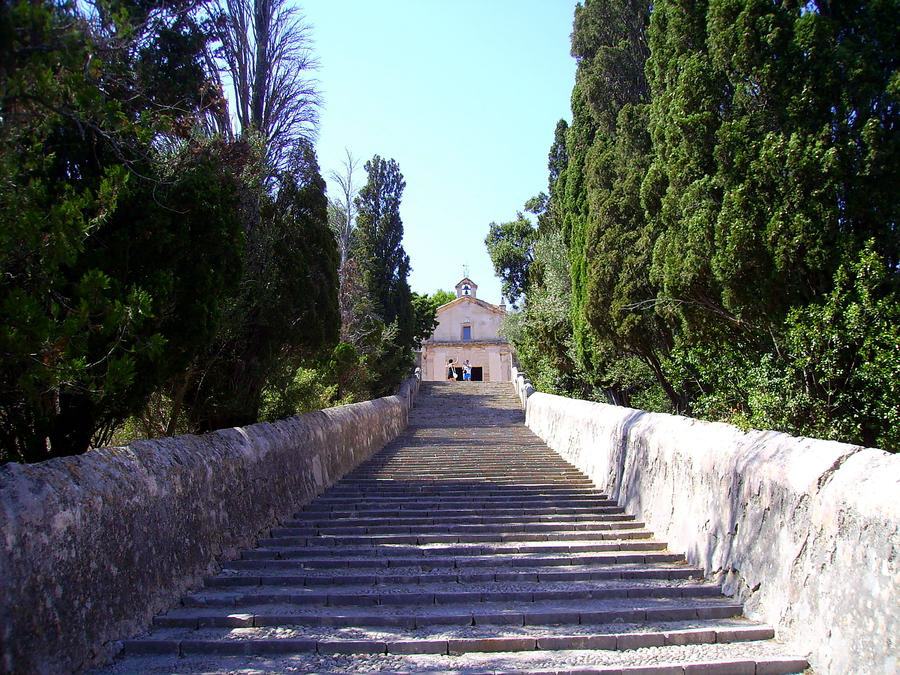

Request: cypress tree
left=511, top=0, right=899, bottom=448
left=353, top=155, right=415, bottom=392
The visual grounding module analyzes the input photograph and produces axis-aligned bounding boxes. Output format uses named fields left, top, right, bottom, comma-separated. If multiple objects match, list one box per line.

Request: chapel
left=419, top=277, right=512, bottom=382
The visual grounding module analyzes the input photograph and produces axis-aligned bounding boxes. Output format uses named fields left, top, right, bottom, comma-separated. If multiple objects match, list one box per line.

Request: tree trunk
left=643, top=350, right=688, bottom=414
left=251, top=0, right=270, bottom=131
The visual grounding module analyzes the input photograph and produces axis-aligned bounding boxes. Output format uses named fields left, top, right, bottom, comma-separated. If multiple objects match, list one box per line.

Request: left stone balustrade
left=0, top=374, right=420, bottom=674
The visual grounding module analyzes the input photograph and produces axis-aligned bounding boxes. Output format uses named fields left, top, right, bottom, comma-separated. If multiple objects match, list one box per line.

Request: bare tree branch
left=210, top=0, right=320, bottom=172
left=328, top=148, right=359, bottom=267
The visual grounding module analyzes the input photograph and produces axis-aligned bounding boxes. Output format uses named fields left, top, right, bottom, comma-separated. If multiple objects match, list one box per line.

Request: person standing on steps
left=463, top=359, right=472, bottom=382
left=447, top=358, right=458, bottom=380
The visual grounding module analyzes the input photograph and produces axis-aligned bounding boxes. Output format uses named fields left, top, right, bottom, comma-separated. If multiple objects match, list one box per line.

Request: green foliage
left=484, top=215, right=536, bottom=307
left=670, top=245, right=899, bottom=451
left=643, top=0, right=899, bottom=442
left=352, top=156, right=416, bottom=394
left=501, top=0, right=899, bottom=450
left=259, top=343, right=368, bottom=421
left=431, top=289, right=456, bottom=306
left=0, top=0, right=244, bottom=461
left=259, top=365, right=339, bottom=421
left=499, top=229, right=587, bottom=397
left=756, top=245, right=896, bottom=449
left=184, top=143, right=340, bottom=431
left=411, top=291, right=453, bottom=347
left=1, top=1, right=421, bottom=464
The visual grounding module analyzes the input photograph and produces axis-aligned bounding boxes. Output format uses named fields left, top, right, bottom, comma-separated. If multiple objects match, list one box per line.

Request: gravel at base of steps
left=123, top=616, right=773, bottom=644
left=95, top=641, right=808, bottom=674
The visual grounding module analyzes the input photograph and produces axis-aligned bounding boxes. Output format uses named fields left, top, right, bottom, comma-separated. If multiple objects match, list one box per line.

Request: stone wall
left=423, top=343, right=511, bottom=382
left=430, top=297, right=504, bottom=343
left=511, top=370, right=898, bottom=675
left=0, top=375, right=419, bottom=674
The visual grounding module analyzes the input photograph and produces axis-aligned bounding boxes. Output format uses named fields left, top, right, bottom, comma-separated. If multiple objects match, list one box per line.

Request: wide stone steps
left=178, top=582, right=726, bottom=609
left=223, top=552, right=687, bottom=572
left=305, top=499, right=618, bottom=510
left=316, top=487, right=607, bottom=496
left=272, top=523, right=646, bottom=536
left=258, top=532, right=654, bottom=547
left=328, top=479, right=602, bottom=488
left=240, top=543, right=671, bottom=563
left=120, top=619, right=795, bottom=663
left=282, top=513, right=639, bottom=525
left=286, top=519, right=642, bottom=531
left=287, top=507, right=635, bottom=519
left=100, top=381, right=807, bottom=674
left=206, top=563, right=705, bottom=587
left=150, top=596, right=746, bottom=629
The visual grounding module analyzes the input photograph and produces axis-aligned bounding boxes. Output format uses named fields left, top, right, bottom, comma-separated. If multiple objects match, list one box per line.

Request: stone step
left=241, top=540, right=670, bottom=560
left=351, top=462, right=583, bottom=468
left=345, top=474, right=588, bottom=481
left=261, top=530, right=653, bottom=547
left=283, top=514, right=642, bottom=528
left=276, top=522, right=649, bottom=534
left=347, top=478, right=594, bottom=485
left=364, top=460, right=564, bottom=464
left=121, top=620, right=781, bottom=657
left=329, top=480, right=591, bottom=487
left=353, top=458, right=582, bottom=464
left=351, top=463, right=584, bottom=468
left=264, top=532, right=653, bottom=547
left=322, top=487, right=605, bottom=498
left=359, top=450, right=570, bottom=454
left=358, top=448, right=570, bottom=453
left=111, top=647, right=807, bottom=674
left=357, top=455, right=577, bottom=459
left=353, top=456, right=575, bottom=460
left=354, top=459, right=581, bottom=464
left=153, top=597, right=746, bottom=629
left=206, top=564, right=705, bottom=588
left=347, top=468, right=590, bottom=474
left=292, top=506, right=631, bottom=519
left=356, top=447, right=569, bottom=452
left=182, top=582, right=724, bottom=609
left=224, top=551, right=686, bottom=571
left=283, top=514, right=639, bottom=528
left=327, top=489, right=600, bottom=497
left=339, top=477, right=591, bottom=483
left=308, top=493, right=614, bottom=504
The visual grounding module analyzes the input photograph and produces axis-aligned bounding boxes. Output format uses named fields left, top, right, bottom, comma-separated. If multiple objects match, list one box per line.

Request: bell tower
left=455, top=277, right=477, bottom=299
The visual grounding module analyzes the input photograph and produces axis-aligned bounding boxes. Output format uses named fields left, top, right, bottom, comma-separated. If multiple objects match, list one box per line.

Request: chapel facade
left=419, top=278, right=512, bottom=382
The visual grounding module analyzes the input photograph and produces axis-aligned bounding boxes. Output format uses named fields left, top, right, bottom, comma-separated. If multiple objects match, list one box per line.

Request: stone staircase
left=100, top=382, right=809, bottom=674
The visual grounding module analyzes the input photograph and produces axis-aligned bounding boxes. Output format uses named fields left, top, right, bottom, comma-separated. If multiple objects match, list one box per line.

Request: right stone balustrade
left=508, top=365, right=898, bottom=675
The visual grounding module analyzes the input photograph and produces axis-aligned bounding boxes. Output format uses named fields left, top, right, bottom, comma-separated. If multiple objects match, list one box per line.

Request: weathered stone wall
left=0, top=375, right=419, bottom=674
left=512, top=374, right=898, bottom=675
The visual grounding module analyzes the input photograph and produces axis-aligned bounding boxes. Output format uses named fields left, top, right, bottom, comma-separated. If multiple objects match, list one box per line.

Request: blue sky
left=303, top=0, right=578, bottom=304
